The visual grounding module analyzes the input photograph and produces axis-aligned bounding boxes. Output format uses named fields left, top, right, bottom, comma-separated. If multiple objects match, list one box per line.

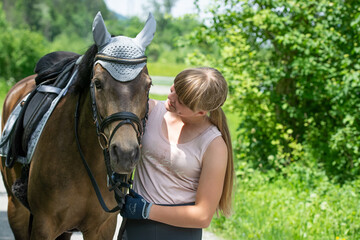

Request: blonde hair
left=174, top=67, right=234, bottom=217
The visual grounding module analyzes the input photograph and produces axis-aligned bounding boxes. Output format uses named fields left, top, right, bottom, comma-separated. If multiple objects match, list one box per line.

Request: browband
left=94, top=53, right=147, bottom=65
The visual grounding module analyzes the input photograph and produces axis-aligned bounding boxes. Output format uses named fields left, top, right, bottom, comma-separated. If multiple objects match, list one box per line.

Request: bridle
left=74, top=53, right=149, bottom=213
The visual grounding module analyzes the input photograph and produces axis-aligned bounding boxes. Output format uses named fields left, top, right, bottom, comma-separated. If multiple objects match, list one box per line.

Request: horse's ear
left=135, top=13, right=156, bottom=51
left=92, top=11, right=111, bottom=49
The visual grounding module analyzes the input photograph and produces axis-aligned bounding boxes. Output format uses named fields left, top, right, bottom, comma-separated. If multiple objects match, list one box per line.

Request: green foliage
left=147, top=62, right=191, bottom=76
left=0, top=4, right=49, bottom=82
left=47, top=32, right=92, bottom=54
left=2, top=0, right=111, bottom=41
left=150, top=14, right=203, bottom=63
left=105, top=16, right=145, bottom=38
left=0, top=77, right=13, bottom=112
left=187, top=0, right=360, bottom=181
left=209, top=165, right=360, bottom=239
left=134, top=0, right=204, bottom=63
left=1, top=0, right=203, bottom=67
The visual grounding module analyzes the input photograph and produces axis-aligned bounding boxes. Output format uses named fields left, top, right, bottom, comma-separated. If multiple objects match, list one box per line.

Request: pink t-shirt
left=133, top=101, right=221, bottom=205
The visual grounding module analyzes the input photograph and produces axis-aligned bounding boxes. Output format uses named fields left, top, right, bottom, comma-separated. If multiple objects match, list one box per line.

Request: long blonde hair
left=174, top=67, right=234, bottom=217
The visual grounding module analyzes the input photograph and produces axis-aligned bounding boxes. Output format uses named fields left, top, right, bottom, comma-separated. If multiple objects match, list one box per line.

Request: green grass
left=147, top=62, right=192, bottom=77
left=150, top=94, right=168, bottom=101
left=209, top=165, right=360, bottom=240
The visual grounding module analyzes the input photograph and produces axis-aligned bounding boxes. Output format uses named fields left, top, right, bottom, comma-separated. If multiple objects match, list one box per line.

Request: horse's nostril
left=126, top=146, right=140, bottom=164
left=133, top=146, right=140, bottom=162
left=110, top=144, right=140, bottom=163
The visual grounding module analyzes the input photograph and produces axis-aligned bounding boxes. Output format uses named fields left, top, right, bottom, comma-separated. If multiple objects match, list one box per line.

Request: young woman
left=121, top=67, right=234, bottom=240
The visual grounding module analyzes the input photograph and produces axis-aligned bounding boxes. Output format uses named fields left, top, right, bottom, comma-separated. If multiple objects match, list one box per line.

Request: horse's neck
left=76, top=90, right=104, bottom=165
left=79, top=90, right=94, bottom=127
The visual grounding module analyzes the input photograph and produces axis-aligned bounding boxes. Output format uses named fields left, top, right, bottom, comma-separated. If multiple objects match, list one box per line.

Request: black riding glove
left=121, top=189, right=153, bottom=220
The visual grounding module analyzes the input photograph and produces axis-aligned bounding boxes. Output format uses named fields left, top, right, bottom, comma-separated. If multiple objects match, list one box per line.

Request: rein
left=74, top=54, right=149, bottom=214
left=75, top=91, right=129, bottom=213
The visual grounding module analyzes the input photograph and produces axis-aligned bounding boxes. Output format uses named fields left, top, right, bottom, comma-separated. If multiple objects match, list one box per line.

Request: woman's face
left=165, top=85, right=197, bottom=117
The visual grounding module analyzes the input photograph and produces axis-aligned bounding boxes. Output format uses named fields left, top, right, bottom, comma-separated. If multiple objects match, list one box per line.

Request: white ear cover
left=92, top=12, right=112, bottom=49
left=134, top=13, right=157, bottom=51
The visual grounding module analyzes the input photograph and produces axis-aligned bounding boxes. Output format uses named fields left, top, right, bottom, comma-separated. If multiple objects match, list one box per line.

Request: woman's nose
left=170, top=84, right=175, bottom=92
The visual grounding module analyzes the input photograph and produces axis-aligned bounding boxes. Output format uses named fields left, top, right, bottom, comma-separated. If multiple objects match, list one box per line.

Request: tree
left=1, top=0, right=112, bottom=41
left=188, top=0, right=360, bottom=181
left=0, top=3, right=48, bottom=82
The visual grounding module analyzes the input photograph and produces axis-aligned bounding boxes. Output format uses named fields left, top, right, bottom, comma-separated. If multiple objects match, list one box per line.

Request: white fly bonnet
left=92, top=12, right=156, bottom=82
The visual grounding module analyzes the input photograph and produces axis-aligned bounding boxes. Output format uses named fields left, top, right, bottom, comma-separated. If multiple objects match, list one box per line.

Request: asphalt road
left=0, top=80, right=222, bottom=240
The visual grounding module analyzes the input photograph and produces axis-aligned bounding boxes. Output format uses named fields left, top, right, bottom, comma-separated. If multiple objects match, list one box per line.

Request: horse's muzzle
left=109, top=143, right=140, bottom=173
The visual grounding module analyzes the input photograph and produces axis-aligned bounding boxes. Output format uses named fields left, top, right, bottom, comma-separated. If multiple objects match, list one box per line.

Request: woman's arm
left=148, top=136, right=228, bottom=228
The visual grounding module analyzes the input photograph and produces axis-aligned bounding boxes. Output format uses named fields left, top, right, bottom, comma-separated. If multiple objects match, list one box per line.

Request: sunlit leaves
left=187, top=0, right=360, bottom=181
left=0, top=3, right=48, bottom=82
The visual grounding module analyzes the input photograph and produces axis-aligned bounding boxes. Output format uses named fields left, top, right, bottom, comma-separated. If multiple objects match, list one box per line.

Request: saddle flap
left=4, top=53, right=79, bottom=167
left=22, top=92, right=58, bottom=152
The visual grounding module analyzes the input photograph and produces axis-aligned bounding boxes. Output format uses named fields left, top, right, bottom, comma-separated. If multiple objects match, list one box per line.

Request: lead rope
left=117, top=174, right=133, bottom=240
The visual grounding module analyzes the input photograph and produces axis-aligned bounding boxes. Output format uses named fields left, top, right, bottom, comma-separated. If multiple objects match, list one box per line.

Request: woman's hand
left=121, top=189, right=153, bottom=219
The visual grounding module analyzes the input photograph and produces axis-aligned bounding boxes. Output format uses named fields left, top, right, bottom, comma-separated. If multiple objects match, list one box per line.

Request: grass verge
left=209, top=164, right=360, bottom=240
left=147, top=62, right=192, bottom=77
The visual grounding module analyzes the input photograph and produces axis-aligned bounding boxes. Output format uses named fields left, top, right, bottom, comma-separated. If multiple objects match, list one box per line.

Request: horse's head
left=90, top=12, right=155, bottom=174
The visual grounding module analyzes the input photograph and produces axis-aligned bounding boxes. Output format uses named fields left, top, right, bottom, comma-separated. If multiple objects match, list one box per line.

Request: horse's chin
left=113, top=170, right=133, bottom=175
left=111, top=164, right=136, bottom=175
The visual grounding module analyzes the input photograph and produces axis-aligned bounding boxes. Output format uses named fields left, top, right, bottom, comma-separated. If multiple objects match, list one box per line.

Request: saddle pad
left=0, top=94, right=30, bottom=157
left=0, top=68, right=79, bottom=164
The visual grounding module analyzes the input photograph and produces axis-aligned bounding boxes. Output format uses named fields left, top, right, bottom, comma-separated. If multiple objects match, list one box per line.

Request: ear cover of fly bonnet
left=92, top=12, right=156, bottom=82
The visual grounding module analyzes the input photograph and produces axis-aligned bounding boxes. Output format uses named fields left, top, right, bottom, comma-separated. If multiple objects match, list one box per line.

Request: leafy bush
left=0, top=3, right=49, bottom=82
left=187, top=0, right=360, bottom=182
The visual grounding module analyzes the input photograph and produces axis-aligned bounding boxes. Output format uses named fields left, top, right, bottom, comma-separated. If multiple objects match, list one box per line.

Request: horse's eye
left=94, top=80, right=102, bottom=89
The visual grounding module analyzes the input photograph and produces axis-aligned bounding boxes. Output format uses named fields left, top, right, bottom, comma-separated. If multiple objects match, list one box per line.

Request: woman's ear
left=196, top=110, right=208, bottom=117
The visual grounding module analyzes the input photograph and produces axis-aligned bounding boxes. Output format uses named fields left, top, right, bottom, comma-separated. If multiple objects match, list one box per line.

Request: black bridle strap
left=94, top=53, right=147, bottom=65
left=100, top=112, right=143, bottom=144
left=75, top=92, right=122, bottom=213
left=90, top=83, right=144, bottom=143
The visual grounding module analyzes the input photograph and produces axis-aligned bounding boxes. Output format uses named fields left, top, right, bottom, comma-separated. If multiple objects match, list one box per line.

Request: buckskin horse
left=0, top=12, right=156, bottom=239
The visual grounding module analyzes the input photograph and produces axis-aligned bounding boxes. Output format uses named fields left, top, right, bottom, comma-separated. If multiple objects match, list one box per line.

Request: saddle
left=5, top=51, right=80, bottom=168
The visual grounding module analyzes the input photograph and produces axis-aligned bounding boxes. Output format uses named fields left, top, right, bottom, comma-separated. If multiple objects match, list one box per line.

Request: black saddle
left=5, top=51, right=80, bottom=168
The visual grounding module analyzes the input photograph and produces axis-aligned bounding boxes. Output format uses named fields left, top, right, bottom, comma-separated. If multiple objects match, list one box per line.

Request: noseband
left=74, top=54, right=149, bottom=213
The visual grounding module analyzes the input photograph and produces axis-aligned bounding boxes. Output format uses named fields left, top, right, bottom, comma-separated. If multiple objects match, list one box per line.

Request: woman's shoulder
left=148, top=99, right=157, bottom=114
left=203, top=135, right=227, bottom=166
left=148, top=99, right=165, bottom=115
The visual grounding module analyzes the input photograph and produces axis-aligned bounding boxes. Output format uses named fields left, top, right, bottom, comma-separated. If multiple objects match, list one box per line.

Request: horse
left=0, top=12, right=156, bottom=239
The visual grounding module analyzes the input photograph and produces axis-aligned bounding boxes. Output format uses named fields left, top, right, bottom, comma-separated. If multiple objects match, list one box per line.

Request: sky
left=104, top=0, right=212, bottom=19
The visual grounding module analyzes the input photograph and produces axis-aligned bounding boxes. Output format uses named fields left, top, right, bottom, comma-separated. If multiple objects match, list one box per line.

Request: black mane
left=73, top=44, right=98, bottom=92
